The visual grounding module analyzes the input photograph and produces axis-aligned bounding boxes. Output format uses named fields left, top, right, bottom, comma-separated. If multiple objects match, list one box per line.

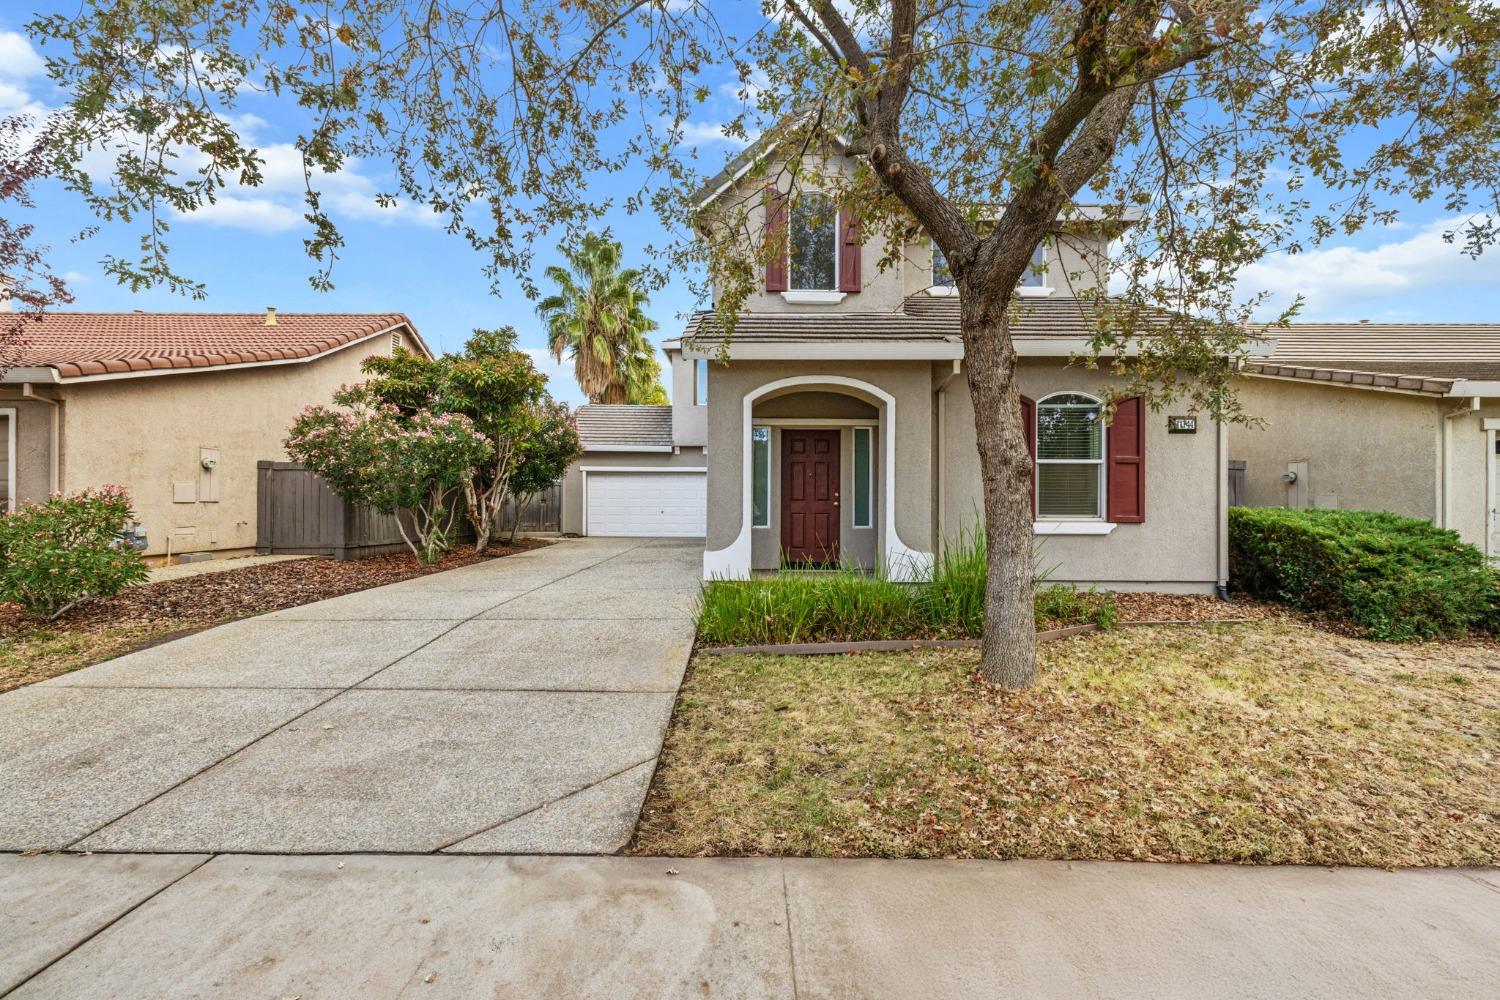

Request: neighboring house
left=1231, top=325, right=1500, bottom=560
left=561, top=402, right=706, bottom=537
left=0, top=309, right=430, bottom=558
left=565, top=135, right=1269, bottom=594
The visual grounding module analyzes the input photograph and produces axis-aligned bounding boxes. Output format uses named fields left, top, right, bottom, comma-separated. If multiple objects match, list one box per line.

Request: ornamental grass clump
left=0, top=485, right=148, bottom=620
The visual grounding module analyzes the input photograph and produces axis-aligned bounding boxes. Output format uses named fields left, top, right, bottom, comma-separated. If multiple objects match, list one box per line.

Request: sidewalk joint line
left=0, top=852, right=217, bottom=998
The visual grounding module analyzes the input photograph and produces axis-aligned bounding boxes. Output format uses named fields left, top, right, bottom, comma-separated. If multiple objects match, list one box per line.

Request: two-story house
left=563, top=137, right=1263, bottom=595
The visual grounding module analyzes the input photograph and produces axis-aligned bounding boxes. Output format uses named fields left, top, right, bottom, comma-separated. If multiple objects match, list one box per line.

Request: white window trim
left=852, top=425, right=874, bottom=529
left=694, top=358, right=709, bottom=406
left=1033, top=521, right=1116, bottom=536
left=751, top=426, right=771, bottom=529
left=1020, top=242, right=1049, bottom=291
left=1, top=407, right=15, bottom=512
left=788, top=194, right=840, bottom=294
left=1034, top=391, right=1108, bottom=523
left=924, top=285, right=959, bottom=297
left=780, top=290, right=846, bottom=305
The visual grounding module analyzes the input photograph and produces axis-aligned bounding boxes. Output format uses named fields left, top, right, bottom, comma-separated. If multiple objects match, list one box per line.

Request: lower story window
left=852, top=426, right=873, bottom=527
left=1036, top=392, right=1103, bottom=518
left=751, top=426, right=770, bottom=527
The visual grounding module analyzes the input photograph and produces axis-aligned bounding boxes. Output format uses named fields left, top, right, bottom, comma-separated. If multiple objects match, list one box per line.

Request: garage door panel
left=586, top=472, right=707, bottom=537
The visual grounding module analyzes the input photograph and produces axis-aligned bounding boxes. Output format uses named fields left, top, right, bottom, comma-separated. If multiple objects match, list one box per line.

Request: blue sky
left=3, top=14, right=1497, bottom=406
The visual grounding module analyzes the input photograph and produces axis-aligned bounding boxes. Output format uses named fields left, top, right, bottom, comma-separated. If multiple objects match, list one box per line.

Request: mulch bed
left=1109, top=591, right=1279, bottom=624
left=0, top=537, right=552, bottom=640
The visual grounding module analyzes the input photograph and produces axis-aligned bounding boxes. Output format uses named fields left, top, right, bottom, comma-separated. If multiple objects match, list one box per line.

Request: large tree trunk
left=960, top=288, right=1038, bottom=688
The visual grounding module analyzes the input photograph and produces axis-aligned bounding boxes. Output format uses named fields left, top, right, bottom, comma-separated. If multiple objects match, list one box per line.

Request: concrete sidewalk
left=4, top=853, right=1496, bottom=999
left=0, top=538, right=702, bottom=855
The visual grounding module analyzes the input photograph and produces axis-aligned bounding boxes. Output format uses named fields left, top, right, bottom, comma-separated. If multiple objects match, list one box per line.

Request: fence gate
left=501, top=482, right=562, bottom=535
left=1228, top=460, right=1247, bottom=507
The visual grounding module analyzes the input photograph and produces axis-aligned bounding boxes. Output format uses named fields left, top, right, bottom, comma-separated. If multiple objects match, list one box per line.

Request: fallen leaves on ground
left=0, top=538, right=551, bottom=692
left=632, top=621, right=1499, bottom=867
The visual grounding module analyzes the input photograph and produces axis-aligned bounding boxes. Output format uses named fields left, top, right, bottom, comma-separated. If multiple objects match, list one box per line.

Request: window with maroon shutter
left=838, top=207, right=862, bottom=292
left=1107, top=395, right=1146, bottom=523
left=1020, top=394, right=1036, bottom=518
left=764, top=184, right=788, bottom=292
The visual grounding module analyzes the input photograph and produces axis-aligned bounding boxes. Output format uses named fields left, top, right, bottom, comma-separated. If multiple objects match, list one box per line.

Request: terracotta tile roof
left=575, top=404, right=675, bottom=449
left=3, top=311, right=428, bottom=379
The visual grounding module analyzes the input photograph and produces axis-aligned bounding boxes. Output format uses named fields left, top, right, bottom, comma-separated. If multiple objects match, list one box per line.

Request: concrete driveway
left=0, top=538, right=703, bottom=855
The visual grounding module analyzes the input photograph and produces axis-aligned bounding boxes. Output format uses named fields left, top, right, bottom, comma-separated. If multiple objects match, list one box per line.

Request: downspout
left=933, top=359, right=962, bottom=546
left=1216, top=417, right=1230, bottom=601
left=1441, top=396, right=1481, bottom=530
left=21, top=384, right=61, bottom=494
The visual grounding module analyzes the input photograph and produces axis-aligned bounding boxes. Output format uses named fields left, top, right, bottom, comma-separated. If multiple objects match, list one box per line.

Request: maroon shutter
left=838, top=206, right=862, bottom=292
left=1020, top=394, right=1037, bottom=518
left=1107, top=396, right=1146, bottom=523
left=764, top=185, right=789, bottom=292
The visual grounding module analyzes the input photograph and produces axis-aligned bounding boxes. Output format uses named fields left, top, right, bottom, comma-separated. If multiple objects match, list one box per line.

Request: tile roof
left=1254, top=323, right=1500, bottom=382
left=683, top=294, right=1169, bottom=345
left=2, top=311, right=427, bottom=379
left=575, top=404, right=675, bottom=449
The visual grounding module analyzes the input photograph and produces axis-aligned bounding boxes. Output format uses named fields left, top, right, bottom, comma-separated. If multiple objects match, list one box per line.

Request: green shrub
left=697, top=528, right=1119, bottom=645
left=696, top=570, right=921, bottom=645
left=0, top=486, right=149, bottom=620
left=1228, top=506, right=1499, bottom=641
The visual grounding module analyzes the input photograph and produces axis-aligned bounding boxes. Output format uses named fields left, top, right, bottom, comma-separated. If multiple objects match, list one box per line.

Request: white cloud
left=1238, top=217, right=1500, bottom=320
left=173, top=141, right=442, bottom=232
left=676, top=119, right=750, bottom=150
left=180, top=195, right=303, bottom=233
left=0, top=31, right=46, bottom=80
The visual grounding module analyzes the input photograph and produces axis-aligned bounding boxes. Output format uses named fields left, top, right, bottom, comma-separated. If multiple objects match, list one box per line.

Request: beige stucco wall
left=561, top=447, right=708, bottom=536
left=710, top=154, right=1112, bottom=313
left=941, top=361, right=1223, bottom=590
left=1229, top=377, right=1442, bottom=521
left=1227, top=377, right=1499, bottom=556
left=0, top=395, right=58, bottom=506
left=706, top=360, right=934, bottom=571
left=41, top=330, right=418, bottom=556
left=1442, top=399, right=1497, bottom=554
left=667, top=347, right=707, bottom=447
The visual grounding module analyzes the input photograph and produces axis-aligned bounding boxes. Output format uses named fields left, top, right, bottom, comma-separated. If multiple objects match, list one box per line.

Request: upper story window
left=932, top=242, right=955, bottom=287
left=694, top=358, right=709, bottom=405
left=1021, top=242, right=1047, bottom=287
left=1035, top=392, right=1104, bottom=519
left=789, top=193, right=837, bottom=291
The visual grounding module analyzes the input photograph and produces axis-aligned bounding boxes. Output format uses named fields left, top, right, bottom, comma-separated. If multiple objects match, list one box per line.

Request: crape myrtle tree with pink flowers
left=286, top=397, right=492, bottom=563
left=286, top=326, right=556, bottom=561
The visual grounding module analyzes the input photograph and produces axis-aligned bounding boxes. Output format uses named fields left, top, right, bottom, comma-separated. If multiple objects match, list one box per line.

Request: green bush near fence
left=1228, top=506, right=1500, bottom=641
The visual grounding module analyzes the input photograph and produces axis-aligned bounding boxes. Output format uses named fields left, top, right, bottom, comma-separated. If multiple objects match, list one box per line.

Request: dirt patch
left=0, top=538, right=552, bottom=692
left=633, top=621, right=1500, bottom=867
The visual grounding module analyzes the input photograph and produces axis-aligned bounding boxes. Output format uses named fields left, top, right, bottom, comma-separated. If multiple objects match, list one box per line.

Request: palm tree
left=539, top=233, right=666, bottom=404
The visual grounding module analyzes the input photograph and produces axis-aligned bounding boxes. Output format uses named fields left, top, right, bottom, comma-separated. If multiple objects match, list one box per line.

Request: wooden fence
left=1228, top=460, right=1247, bottom=507
left=256, top=461, right=560, bottom=560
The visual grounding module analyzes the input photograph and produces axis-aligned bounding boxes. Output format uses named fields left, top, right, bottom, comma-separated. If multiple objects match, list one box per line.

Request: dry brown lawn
left=632, top=622, right=1499, bottom=867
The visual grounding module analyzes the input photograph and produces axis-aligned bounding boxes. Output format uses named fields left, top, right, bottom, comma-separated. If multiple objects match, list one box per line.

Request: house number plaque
left=1167, top=415, right=1198, bottom=434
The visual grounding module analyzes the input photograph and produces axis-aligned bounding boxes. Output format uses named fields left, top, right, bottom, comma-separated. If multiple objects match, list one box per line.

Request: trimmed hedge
left=1228, top=507, right=1500, bottom=641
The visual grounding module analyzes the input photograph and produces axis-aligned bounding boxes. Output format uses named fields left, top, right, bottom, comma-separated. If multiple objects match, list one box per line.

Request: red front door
left=781, top=429, right=840, bottom=565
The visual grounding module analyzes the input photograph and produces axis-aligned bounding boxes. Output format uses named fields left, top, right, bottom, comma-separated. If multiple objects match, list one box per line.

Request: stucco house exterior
left=1231, top=325, right=1500, bottom=561
left=0, top=309, right=430, bottom=558
left=567, top=138, right=1269, bottom=594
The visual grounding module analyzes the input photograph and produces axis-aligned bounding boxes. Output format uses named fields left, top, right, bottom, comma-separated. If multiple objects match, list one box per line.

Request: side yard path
left=0, top=537, right=702, bottom=855
left=3, top=852, right=1496, bottom=999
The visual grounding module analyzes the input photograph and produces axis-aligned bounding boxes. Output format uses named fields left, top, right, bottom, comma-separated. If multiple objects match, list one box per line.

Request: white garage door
left=586, top=471, right=707, bottom=537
